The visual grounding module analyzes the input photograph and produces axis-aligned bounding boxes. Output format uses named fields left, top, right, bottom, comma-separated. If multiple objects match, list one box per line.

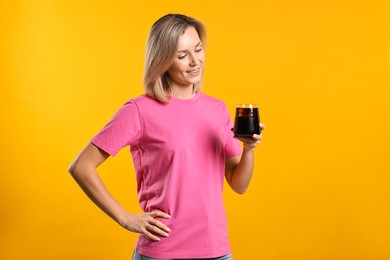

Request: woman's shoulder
left=128, top=94, right=161, bottom=106
left=198, top=92, right=228, bottom=107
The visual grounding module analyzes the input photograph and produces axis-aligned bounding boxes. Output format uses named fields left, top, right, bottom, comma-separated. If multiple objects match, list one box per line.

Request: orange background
left=1, top=1, right=389, bottom=259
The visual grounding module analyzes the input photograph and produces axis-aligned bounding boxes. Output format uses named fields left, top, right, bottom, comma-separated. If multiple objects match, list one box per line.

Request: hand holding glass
left=233, top=104, right=260, bottom=137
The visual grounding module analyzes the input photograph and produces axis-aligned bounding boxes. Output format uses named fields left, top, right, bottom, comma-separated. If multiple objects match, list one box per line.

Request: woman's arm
left=225, top=123, right=265, bottom=194
left=68, top=143, right=170, bottom=241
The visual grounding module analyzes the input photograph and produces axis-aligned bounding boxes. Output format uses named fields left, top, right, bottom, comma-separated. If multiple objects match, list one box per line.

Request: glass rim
left=236, top=104, right=258, bottom=108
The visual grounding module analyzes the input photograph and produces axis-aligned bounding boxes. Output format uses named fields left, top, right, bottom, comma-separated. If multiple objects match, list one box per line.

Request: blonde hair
left=143, top=14, right=206, bottom=103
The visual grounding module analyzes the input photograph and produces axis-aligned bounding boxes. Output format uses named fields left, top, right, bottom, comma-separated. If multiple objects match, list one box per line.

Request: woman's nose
left=189, top=53, right=200, bottom=66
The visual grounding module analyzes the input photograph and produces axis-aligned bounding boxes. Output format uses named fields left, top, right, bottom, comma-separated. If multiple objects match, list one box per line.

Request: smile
left=187, top=68, right=200, bottom=75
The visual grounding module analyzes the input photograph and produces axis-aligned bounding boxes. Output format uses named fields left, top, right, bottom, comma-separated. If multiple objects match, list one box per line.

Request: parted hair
left=143, top=14, right=206, bottom=103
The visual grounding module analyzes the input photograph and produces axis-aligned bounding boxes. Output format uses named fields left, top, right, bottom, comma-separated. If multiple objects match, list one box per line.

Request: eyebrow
left=177, top=41, right=203, bottom=53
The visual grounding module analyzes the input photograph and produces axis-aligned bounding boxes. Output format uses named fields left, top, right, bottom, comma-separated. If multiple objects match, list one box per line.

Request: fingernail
left=166, top=227, right=171, bottom=232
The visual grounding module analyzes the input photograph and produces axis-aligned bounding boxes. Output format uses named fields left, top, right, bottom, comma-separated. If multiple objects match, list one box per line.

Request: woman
left=68, top=14, right=265, bottom=260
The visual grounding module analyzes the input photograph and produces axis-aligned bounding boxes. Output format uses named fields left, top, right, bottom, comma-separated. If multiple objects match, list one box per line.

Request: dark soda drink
left=234, top=104, right=260, bottom=137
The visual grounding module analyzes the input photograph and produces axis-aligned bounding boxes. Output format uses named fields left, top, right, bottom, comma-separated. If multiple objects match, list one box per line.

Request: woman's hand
left=234, top=123, right=265, bottom=151
left=120, top=211, right=171, bottom=241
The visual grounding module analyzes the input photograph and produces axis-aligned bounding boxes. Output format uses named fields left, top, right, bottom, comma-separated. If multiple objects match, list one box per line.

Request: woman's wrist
left=111, top=207, right=131, bottom=228
left=243, top=145, right=255, bottom=153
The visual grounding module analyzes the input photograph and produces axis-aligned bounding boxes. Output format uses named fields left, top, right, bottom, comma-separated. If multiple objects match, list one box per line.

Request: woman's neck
left=171, top=85, right=195, bottom=100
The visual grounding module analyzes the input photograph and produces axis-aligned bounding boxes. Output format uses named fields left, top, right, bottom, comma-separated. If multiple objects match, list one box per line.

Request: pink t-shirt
left=91, top=92, right=242, bottom=258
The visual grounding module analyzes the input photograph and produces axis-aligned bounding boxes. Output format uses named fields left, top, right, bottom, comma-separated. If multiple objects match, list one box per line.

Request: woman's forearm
left=226, top=125, right=264, bottom=194
left=69, top=163, right=128, bottom=226
left=228, top=148, right=255, bottom=194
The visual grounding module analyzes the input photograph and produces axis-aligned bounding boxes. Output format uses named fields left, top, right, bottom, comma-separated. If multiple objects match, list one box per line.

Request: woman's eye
left=195, top=48, right=203, bottom=52
left=178, top=55, right=186, bottom=60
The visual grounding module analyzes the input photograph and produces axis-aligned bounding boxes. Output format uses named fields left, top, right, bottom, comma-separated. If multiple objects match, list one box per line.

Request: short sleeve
left=91, top=100, right=141, bottom=157
left=224, top=105, right=242, bottom=158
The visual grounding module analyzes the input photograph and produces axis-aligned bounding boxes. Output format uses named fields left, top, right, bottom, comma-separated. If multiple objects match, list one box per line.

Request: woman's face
left=167, top=26, right=205, bottom=89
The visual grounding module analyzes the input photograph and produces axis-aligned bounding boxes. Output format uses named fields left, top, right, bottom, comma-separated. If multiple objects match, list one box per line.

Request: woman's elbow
left=68, top=159, right=81, bottom=178
left=68, top=163, right=76, bottom=176
left=233, top=187, right=248, bottom=195
left=229, top=183, right=248, bottom=195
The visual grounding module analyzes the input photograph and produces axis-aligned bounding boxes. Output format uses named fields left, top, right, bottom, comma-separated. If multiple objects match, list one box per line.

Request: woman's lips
left=187, top=68, right=200, bottom=75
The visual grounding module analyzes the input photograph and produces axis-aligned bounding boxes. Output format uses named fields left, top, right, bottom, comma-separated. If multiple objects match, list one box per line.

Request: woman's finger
left=150, top=210, right=171, bottom=219
left=146, top=215, right=171, bottom=232
left=146, top=222, right=169, bottom=237
left=260, top=123, right=265, bottom=130
left=141, top=227, right=161, bottom=241
left=151, top=218, right=171, bottom=233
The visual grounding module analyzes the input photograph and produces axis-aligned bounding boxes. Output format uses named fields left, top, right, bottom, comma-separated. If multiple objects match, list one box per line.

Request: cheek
left=197, top=51, right=206, bottom=63
left=170, top=62, right=186, bottom=74
left=167, top=64, right=181, bottom=77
